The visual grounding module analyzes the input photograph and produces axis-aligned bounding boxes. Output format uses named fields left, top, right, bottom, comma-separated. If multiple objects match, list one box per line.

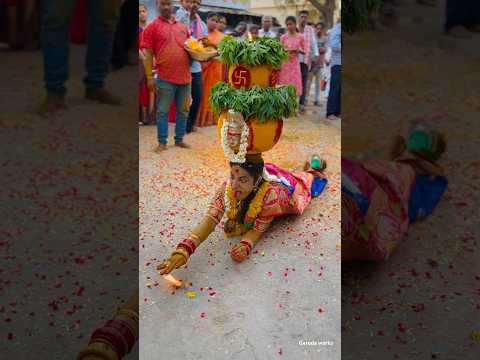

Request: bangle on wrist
left=188, top=233, right=200, bottom=246
left=77, top=342, right=119, bottom=360
left=177, top=238, right=197, bottom=256
left=172, top=247, right=190, bottom=261
left=90, top=327, right=127, bottom=359
left=116, top=308, right=139, bottom=324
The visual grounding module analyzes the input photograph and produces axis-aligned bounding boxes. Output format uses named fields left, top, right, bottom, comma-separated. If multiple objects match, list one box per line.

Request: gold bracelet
left=77, top=342, right=119, bottom=360
left=188, top=233, right=200, bottom=247
left=172, top=247, right=189, bottom=263
left=116, top=308, right=139, bottom=324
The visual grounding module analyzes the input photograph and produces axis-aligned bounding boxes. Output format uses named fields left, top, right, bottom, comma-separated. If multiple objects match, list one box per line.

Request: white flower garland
left=221, top=117, right=249, bottom=163
left=224, top=182, right=231, bottom=217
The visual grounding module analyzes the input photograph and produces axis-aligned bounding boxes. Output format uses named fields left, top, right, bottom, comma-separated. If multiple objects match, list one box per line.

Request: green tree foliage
left=342, top=0, right=383, bottom=33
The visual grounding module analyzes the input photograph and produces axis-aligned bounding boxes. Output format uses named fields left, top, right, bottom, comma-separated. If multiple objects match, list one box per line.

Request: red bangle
left=177, top=244, right=193, bottom=256
left=91, top=326, right=128, bottom=358
left=239, top=240, right=253, bottom=255
left=105, top=319, right=137, bottom=353
left=184, top=238, right=197, bottom=252
left=178, top=238, right=197, bottom=255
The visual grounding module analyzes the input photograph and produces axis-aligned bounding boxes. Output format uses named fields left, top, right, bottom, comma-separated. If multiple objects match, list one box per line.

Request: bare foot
left=389, top=135, right=407, bottom=160
left=36, top=94, right=67, bottom=117
left=327, top=115, right=341, bottom=121
left=153, top=144, right=167, bottom=153
left=417, top=0, right=436, bottom=6
left=85, top=88, right=123, bottom=105
left=467, top=25, right=480, bottom=34
left=175, top=142, right=190, bottom=149
left=447, top=26, right=473, bottom=39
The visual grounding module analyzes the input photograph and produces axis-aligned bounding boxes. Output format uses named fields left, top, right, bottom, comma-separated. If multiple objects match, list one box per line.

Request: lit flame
left=247, top=32, right=252, bottom=41
left=163, top=274, right=182, bottom=288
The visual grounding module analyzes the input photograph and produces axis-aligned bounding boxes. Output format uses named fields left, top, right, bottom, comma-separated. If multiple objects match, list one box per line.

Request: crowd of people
left=138, top=0, right=342, bottom=153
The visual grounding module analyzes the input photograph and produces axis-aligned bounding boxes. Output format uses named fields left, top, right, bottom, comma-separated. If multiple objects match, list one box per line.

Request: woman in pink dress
left=278, top=16, right=305, bottom=99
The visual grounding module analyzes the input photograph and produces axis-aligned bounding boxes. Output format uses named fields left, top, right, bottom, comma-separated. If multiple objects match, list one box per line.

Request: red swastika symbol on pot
left=231, top=66, right=251, bottom=88
left=269, top=69, right=279, bottom=86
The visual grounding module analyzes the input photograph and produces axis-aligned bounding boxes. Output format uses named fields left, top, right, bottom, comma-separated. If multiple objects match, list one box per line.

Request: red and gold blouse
left=207, top=169, right=315, bottom=235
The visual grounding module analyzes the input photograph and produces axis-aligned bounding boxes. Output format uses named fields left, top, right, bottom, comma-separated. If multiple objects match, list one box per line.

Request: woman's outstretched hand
left=157, top=253, right=187, bottom=275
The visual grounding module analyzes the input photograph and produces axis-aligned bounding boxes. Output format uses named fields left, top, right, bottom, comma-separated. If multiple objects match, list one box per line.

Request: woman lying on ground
left=342, top=123, right=447, bottom=261
left=157, top=153, right=328, bottom=274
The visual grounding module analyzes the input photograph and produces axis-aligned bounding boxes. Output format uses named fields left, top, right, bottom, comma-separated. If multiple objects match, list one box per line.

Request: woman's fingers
left=157, top=253, right=188, bottom=275
left=231, top=247, right=248, bottom=262
left=230, top=244, right=243, bottom=255
left=231, top=244, right=248, bottom=261
left=173, top=257, right=185, bottom=269
left=157, top=260, right=173, bottom=275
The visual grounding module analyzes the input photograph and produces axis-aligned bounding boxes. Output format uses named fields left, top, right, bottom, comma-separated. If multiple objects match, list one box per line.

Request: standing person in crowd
left=248, top=24, right=260, bottom=41
left=143, top=0, right=191, bottom=152
left=259, top=15, right=276, bottom=37
left=138, top=3, right=151, bottom=125
left=185, top=0, right=208, bottom=133
left=278, top=16, right=304, bottom=103
left=306, top=21, right=327, bottom=107
left=297, top=10, right=319, bottom=114
left=175, top=0, right=193, bottom=26
left=171, top=0, right=194, bottom=129
left=112, top=0, right=138, bottom=69
left=326, top=15, right=341, bottom=120
left=196, top=13, right=225, bottom=127
left=38, top=0, right=122, bottom=116
left=0, top=0, right=40, bottom=50
left=218, top=16, right=227, bottom=33
left=231, top=21, right=247, bottom=37
left=276, top=27, right=286, bottom=40
left=445, top=0, right=480, bottom=38
left=138, top=3, right=148, bottom=124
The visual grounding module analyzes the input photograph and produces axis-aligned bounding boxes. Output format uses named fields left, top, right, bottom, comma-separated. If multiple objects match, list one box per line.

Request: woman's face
left=286, top=20, right=296, bottom=33
left=218, top=20, right=226, bottom=32
left=207, top=17, right=219, bottom=31
left=230, top=165, right=255, bottom=202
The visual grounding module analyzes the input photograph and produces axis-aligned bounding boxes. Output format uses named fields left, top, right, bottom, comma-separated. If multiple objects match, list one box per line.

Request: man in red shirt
left=143, top=0, right=192, bottom=153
